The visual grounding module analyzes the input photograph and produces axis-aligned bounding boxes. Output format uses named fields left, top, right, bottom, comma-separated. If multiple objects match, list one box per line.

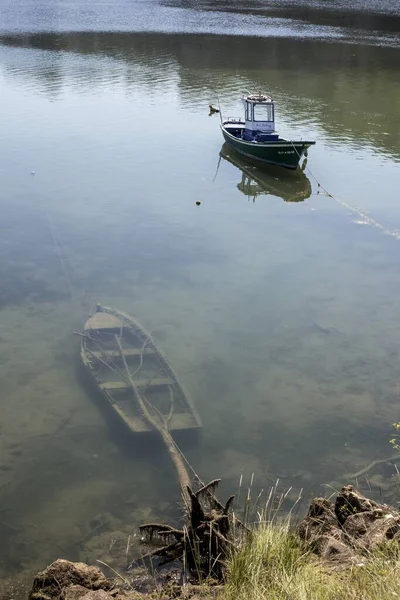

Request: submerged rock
left=61, top=585, right=89, bottom=600
left=27, top=557, right=218, bottom=600
left=63, top=591, right=113, bottom=600
left=29, top=559, right=112, bottom=600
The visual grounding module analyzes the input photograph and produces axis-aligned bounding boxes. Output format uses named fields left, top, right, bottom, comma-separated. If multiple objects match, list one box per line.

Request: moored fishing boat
left=79, top=304, right=202, bottom=434
left=220, top=92, right=315, bottom=170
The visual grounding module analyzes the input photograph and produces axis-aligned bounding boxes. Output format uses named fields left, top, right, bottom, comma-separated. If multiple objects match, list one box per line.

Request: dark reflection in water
left=1, top=32, right=399, bottom=160
left=169, top=0, right=400, bottom=37
left=219, top=144, right=312, bottom=203
left=0, top=0, right=399, bottom=43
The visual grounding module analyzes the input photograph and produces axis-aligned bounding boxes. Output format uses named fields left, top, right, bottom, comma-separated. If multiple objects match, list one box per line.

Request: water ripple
left=0, top=0, right=399, bottom=47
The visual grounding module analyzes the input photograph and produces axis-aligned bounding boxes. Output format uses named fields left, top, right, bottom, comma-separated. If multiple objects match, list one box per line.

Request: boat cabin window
left=253, top=103, right=274, bottom=122
left=246, top=103, right=253, bottom=121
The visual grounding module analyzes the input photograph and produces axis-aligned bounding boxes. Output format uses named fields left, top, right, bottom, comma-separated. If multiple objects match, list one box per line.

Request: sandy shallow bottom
left=2, top=275, right=400, bottom=584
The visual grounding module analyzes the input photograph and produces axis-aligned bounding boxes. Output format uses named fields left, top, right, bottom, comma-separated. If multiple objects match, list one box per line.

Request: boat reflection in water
left=219, top=144, right=312, bottom=203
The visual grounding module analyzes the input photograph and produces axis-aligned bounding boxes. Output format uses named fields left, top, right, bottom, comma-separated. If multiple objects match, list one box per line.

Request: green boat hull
left=221, top=125, right=315, bottom=170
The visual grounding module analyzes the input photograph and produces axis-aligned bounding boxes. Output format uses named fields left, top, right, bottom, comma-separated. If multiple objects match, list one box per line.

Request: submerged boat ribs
left=80, top=304, right=202, bottom=434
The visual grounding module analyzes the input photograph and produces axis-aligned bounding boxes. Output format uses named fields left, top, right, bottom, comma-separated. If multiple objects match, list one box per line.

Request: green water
left=1, top=1, right=400, bottom=588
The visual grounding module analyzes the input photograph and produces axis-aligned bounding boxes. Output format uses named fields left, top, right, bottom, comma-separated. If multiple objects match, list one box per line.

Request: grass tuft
left=219, top=481, right=400, bottom=600
left=221, top=522, right=400, bottom=600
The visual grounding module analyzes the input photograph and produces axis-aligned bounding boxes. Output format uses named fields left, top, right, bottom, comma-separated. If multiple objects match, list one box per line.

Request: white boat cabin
left=242, top=93, right=276, bottom=134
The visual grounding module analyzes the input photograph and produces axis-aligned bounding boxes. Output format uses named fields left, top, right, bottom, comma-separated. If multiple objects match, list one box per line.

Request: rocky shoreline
left=8, top=485, right=400, bottom=600
left=27, top=558, right=217, bottom=600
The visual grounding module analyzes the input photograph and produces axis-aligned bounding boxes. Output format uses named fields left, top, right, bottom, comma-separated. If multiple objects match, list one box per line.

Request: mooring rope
left=45, top=212, right=76, bottom=299
left=290, top=141, right=400, bottom=241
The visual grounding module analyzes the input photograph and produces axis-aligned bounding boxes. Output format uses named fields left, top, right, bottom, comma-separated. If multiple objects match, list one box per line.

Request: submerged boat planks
left=80, top=304, right=202, bottom=434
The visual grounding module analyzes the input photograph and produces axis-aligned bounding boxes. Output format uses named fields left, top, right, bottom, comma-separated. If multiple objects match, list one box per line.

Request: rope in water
left=45, top=212, right=76, bottom=300
left=291, top=141, right=400, bottom=241
left=289, top=143, right=400, bottom=488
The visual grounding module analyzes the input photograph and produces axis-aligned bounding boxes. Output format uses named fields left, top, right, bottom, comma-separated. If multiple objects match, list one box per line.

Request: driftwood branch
left=137, top=480, right=241, bottom=581
left=139, top=523, right=184, bottom=541
left=195, top=479, right=221, bottom=497
left=223, top=495, right=235, bottom=515
left=135, top=541, right=184, bottom=564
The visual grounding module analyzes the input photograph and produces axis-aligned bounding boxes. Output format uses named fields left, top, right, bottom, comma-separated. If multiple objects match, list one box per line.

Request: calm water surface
left=1, top=0, right=400, bottom=589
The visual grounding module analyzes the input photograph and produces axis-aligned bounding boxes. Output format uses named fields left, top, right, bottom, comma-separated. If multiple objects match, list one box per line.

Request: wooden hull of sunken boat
left=80, top=305, right=202, bottom=434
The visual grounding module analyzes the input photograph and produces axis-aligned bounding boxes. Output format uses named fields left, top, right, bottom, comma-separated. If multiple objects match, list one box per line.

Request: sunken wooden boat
left=220, top=92, right=315, bottom=170
left=80, top=304, right=202, bottom=434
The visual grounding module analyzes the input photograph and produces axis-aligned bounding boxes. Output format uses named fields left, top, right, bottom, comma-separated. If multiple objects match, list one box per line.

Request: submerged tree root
left=132, top=480, right=240, bottom=582
left=114, top=332, right=243, bottom=582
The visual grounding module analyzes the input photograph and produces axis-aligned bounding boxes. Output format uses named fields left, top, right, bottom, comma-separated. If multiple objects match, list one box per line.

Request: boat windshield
left=253, top=103, right=274, bottom=122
